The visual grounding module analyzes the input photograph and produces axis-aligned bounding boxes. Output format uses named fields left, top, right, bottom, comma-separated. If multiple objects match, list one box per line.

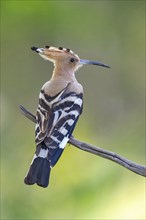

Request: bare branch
left=68, top=138, right=146, bottom=177
left=19, top=105, right=146, bottom=177
left=19, top=105, right=36, bottom=123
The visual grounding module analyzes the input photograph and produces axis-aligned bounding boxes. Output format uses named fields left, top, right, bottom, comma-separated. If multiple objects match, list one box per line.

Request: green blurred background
left=1, top=1, right=145, bottom=219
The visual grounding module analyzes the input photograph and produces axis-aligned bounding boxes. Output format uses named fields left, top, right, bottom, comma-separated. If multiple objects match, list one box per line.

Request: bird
left=24, top=45, right=110, bottom=188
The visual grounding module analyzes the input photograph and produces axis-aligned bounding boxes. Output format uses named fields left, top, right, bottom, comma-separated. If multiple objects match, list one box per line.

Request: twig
left=19, top=105, right=146, bottom=177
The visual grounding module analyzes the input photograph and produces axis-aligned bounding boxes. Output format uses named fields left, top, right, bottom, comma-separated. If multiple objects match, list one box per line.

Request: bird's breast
left=42, top=80, right=83, bottom=97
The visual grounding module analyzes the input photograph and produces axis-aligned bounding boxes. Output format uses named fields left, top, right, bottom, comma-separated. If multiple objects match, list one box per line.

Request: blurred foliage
left=1, top=0, right=145, bottom=219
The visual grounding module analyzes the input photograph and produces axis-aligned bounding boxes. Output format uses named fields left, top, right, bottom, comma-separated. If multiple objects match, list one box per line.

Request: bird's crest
left=31, top=46, right=80, bottom=64
left=44, top=46, right=75, bottom=55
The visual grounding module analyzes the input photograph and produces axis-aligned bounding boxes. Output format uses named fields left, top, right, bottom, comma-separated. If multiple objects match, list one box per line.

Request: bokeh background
left=1, top=1, right=145, bottom=219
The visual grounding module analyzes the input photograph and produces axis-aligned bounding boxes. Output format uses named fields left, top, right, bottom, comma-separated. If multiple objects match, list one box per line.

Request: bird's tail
left=24, top=143, right=51, bottom=188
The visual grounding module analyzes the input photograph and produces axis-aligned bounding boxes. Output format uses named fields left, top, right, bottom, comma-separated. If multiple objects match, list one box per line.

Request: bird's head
left=31, top=46, right=110, bottom=72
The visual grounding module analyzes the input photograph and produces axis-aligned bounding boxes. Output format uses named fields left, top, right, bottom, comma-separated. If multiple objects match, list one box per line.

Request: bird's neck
left=51, top=64, right=77, bottom=82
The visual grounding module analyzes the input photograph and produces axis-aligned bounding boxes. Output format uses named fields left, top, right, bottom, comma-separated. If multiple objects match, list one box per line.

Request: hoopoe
left=24, top=46, right=110, bottom=188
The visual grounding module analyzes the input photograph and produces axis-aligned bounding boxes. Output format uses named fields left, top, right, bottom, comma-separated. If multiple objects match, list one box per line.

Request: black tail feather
left=36, top=159, right=51, bottom=187
left=24, top=157, right=51, bottom=188
left=50, top=148, right=64, bottom=167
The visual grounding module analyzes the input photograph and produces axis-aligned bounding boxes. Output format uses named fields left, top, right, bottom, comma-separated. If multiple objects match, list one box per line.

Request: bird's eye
left=70, top=58, right=75, bottom=62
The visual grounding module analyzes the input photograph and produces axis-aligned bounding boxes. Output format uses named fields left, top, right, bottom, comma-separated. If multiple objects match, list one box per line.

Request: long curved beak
left=80, top=59, right=111, bottom=68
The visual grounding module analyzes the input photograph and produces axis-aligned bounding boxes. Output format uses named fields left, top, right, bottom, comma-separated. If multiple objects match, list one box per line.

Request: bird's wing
left=35, top=84, right=83, bottom=167
left=35, top=84, right=71, bottom=144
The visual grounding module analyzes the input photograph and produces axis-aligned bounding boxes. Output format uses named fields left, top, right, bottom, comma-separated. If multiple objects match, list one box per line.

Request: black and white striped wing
left=35, top=88, right=83, bottom=167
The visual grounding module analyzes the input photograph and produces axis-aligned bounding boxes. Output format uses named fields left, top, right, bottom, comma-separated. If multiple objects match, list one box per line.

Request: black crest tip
left=31, top=46, right=38, bottom=51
